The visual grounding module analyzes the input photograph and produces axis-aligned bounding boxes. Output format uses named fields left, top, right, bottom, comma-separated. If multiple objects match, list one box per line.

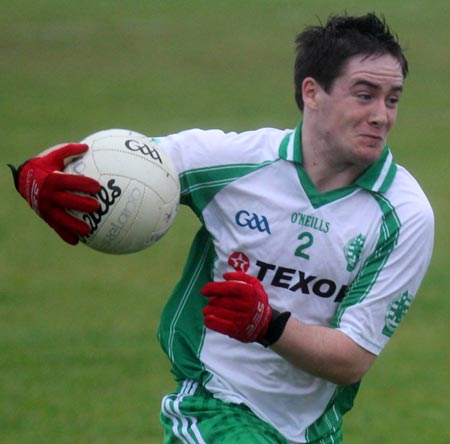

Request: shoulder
left=158, top=127, right=292, bottom=171
left=379, top=164, right=434, bottom=261
left=386, top=165, right=434, bottom=226
left=163, top=127, right=290, bottom=146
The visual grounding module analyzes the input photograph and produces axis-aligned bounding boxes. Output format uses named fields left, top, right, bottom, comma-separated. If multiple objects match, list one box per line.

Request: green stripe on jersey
left=332, top=193, right=401, bottom=327
left=295, top=165, right=358, bottom=208
left=161, top=380, right=288, bottom=444
left=355, top=149, right=397, bottom=192
left=305, top=383, right=358, bottom=443
left=158, top=227, right=216, bottom=382
left=179, top=161, right=275, bottom=216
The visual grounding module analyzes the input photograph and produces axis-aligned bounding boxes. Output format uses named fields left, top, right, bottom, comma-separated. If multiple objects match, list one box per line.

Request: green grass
left=1, top=1, right=449, bottom=443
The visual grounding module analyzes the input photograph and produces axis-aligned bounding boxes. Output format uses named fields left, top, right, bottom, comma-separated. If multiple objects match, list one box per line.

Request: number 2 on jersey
left=295, top=232, right=313, bottom=260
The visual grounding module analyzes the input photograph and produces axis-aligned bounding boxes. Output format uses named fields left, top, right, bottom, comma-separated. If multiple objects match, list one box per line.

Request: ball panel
left=86, top=179, right=144, bottom=254
left=91, top=149, right=179, bottom=202
left=118, top=185, right=172, bottom=252
left=151, top=199, right=179, bottom=242
left=81, top=128, right=148, bottom=146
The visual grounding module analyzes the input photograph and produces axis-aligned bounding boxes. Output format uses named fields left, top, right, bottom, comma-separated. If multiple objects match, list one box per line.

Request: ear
left=302, top=77, right=321, bottom=111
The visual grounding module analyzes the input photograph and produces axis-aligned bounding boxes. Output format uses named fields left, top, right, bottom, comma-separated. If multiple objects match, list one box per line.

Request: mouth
left=359, top=134, right=384, bottom=147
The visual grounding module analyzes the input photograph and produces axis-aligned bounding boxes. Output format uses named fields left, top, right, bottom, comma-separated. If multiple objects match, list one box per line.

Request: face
left=310, top=54, right=404, bottom=169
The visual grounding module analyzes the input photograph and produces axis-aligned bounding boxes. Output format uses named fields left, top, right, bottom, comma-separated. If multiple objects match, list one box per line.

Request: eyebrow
left=352, top=79, right=404, bottom=93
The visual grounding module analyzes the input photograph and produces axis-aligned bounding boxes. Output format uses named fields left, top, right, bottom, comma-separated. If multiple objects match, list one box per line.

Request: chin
left=355, top=146, right=384, bottom=166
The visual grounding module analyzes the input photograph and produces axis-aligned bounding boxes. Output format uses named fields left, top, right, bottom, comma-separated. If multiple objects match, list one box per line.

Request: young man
left=9, top=13, right=434, bottom=444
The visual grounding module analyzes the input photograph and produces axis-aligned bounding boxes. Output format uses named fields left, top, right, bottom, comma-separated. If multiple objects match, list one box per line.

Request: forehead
left=338, top=54, right=404, bottom=89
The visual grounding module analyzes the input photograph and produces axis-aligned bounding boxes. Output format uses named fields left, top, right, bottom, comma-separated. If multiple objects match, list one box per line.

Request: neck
left=301, top=124, right=366, bottom=193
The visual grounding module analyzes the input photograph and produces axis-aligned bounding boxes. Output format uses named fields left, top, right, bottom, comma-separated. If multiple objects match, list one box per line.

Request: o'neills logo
left=104, top=186, right=142, bottom=242
left=81, top=179, right=122, bottom=240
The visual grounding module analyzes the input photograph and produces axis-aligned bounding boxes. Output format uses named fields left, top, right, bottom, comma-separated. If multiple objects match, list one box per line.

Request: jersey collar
left=278, top=121, right=397, bottom=193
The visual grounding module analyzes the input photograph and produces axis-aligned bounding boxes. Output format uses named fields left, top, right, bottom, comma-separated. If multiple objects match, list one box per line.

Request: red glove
left=9, top=143, right=101, bottom=245
left=201, top=271, right=273, bottom=343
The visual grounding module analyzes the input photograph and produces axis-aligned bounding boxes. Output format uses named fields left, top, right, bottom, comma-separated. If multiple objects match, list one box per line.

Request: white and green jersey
left=156, top=123, right=434, bottom=443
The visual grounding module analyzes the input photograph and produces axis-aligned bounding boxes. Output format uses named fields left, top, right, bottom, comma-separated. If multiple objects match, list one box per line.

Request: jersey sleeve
left=156, top=128, right=284, bottom=174
left=155, top=128, right=287, bottom=216
left=332, top=177, right=434, bottom=355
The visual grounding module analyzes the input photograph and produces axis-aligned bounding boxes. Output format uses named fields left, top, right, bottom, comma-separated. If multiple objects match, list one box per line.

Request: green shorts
left=160, top=380, right=342, bottom=444
left=160, top=379, right=287, bottom=444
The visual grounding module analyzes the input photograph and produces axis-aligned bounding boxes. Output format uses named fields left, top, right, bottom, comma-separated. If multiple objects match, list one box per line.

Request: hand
left=201, top=271, right=273, bottom=343
left=8, top=143, right=101, bottom=245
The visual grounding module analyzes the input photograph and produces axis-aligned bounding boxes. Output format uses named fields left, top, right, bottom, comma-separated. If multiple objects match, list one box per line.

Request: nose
left=369, top=100, right=390, bottom=128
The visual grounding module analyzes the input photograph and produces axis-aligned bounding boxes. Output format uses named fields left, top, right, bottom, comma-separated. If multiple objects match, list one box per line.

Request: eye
left=357, top=93, right=372, bottom=101
left=386, top=96, right=400, bottom=107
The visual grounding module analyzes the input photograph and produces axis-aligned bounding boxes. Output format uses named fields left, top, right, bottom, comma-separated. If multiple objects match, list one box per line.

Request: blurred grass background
left=1, top=1, right=448, bottom=443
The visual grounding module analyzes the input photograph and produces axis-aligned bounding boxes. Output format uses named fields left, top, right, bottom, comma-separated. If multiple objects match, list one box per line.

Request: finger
left=50, top=191, right=99, bottom=212
left=201, top=281, right=253, bottom=298
left=223, top=272, right=259, bottom=285
left=45, top=216, right=83, bottom=245
left=45, top=207, right=92, bottom=237
left=49, top=222, right=80, bottom=245
left=203, top=314, right=240, bottom=337
left=47, top=172, right=101, bottom=194
left=203, top=305, right=240, bottom=320
left=206, top=296, right=251, bottom=312
left=46, top=143, right=89, bottom=168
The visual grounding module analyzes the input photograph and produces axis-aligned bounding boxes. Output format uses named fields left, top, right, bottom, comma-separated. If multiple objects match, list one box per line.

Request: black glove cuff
left=7, top=161, right=27, bottom=191
left=258, top=309, right=291, bottom=348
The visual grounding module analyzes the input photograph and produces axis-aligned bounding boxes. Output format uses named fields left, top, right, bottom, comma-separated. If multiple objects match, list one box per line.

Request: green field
left=1, top=1, right=448, bottom=443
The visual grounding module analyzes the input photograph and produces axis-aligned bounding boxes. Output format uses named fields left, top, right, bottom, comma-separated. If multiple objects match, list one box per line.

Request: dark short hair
left=294, top=13, right=409, bottom=111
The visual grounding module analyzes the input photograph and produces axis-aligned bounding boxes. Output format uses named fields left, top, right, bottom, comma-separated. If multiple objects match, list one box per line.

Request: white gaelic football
left=64, top=129, right=180, bottom=254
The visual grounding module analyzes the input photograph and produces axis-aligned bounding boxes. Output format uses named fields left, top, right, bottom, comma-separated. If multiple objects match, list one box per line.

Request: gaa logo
left=228, top=252, right=250, bottom=272
left=235, top=210, right=271, bottom=234
left=125, top=139, right=163, bottom=164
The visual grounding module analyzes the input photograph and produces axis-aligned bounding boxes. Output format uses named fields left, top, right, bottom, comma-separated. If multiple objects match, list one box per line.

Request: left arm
left=271, top=317, right=376, bottom=386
